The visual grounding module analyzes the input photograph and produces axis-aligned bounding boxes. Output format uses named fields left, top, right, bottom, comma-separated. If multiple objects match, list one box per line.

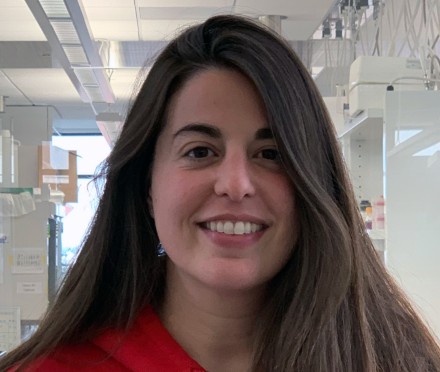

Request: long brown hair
left=1, top=14, right=439, bottom=372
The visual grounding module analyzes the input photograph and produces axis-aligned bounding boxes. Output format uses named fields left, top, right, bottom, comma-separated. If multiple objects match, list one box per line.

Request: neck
left=159, top=264, right=266, bottom=372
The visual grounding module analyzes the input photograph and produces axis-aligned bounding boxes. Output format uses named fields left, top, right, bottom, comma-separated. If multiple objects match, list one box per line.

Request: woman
left=1, top=14, right=440, bottom=372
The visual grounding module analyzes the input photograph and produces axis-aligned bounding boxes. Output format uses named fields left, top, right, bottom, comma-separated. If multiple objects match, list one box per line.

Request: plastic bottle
left=359, top=200, right=371, bottom=223
left=365, top=207, right=373, bottom=230
left=372, top=195, right=385, bottom=230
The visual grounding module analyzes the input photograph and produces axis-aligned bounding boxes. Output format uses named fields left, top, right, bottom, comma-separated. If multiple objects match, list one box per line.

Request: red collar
left=92, top=306, right=206, bottom=371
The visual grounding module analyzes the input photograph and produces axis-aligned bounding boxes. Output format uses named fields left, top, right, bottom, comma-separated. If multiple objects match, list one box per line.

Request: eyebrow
left=173, top=123, right=221, bottom=139
left=172, top=123, right=274, bottom=140
left=255, top=127, right=274, bottom=140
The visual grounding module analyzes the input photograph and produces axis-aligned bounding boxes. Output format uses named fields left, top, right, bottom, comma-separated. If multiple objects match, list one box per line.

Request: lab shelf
left=367, top=229, right=386, bottom=240
left=337, top=108, right=383, bottom=140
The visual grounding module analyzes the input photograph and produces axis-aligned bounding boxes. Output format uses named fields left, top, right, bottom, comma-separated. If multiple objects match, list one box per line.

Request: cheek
left=270, top=176, right=296, bottom=214
left=269, top=176, right=299, bottom=241
left=150, top=169, right=208, bottom=222
left=151, top=175, right=178, bottom=220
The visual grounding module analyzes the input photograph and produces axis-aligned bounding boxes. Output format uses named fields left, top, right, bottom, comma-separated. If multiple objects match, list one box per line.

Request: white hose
left=435, top=0, right=440, bottom=42
left=407, top=0, right=422, bottom=56
left=397, top=0, right=415, bottom=57
left=386, top=0, right=393, bottom=55
left=364, top=8, right=370, bottom=54
left=388, top=0, right=405, bottom=56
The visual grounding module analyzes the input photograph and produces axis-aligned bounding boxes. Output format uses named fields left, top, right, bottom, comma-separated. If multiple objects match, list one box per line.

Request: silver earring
left=157, top=243, right=167, bottom=257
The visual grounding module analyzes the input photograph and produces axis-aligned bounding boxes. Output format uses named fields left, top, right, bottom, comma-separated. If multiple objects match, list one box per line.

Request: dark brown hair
left=1, top=14, right=439, bottom=372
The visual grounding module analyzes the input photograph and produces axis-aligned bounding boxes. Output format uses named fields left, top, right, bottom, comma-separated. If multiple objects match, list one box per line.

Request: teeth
left=234, top=221, right=244, bottom=235
left=245, top=222, right=251, bottom=234
left=204, top=221, right=263, bottom=235
left=224, top=221, right=234, bottom=234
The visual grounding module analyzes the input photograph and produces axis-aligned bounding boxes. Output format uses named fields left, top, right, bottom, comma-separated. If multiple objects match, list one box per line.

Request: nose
left=214, top=152, right=256, bottom=202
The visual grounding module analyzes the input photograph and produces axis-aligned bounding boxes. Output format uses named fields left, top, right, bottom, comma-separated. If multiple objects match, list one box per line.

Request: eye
left=186, top=146, right=215, bottom=159
left=258, top=148, right=280, bottom=161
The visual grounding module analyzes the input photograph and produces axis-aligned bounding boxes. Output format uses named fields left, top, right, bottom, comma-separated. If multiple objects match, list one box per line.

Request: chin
left=198, top=264, right=271, bottom=293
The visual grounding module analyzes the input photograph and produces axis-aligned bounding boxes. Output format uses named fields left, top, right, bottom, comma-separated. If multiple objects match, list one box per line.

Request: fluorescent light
left=62, top=45, right=89, bottom=65
left=50, top=20, right=80, bottom=44
left=26, top=0, right=115, bottom=103
left=39, top=0, right=69, bottom=18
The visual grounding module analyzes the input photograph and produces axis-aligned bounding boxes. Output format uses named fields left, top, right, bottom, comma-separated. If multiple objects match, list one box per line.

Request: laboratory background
left=0, top=0, right=439, bottom=353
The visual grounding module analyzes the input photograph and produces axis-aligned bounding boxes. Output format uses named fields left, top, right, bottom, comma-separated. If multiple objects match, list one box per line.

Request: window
left=51, top=135, right=111, bottom=269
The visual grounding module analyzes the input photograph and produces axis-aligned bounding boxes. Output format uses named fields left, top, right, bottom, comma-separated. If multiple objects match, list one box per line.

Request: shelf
left=0, top=187, right=33, bottom=194
left=337, top=108, right=383, bottom=140
left=367, top=229, right=385, bottom=240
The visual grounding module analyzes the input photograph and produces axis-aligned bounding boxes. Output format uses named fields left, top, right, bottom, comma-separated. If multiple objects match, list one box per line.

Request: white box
left=349, top=56, right=425, bottom=117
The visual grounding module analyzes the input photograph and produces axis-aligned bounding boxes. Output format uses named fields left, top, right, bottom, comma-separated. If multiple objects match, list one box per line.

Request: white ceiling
left=0, top=0, right=338, bottom=131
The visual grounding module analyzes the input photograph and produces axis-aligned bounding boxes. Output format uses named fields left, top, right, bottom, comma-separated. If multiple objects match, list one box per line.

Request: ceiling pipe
left=96, top=112, right=123, bottom=148
left=24, top=0, right=115, bottom=104
left=63, top=0, right=114, bottom=103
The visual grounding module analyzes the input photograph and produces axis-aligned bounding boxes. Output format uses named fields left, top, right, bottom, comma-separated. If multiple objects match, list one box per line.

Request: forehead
left=165, top=68, right=268, bottom=135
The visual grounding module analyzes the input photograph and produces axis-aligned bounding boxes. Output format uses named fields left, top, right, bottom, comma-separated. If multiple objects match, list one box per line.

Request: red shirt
left=17, top=307, right=206, bottom=371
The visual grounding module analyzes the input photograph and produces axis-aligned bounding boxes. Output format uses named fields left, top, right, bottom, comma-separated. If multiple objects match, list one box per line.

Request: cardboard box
left=38, top=144, right=77, bottom=203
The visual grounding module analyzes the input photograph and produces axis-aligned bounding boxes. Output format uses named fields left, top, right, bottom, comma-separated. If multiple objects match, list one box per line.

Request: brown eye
left=260, top=149, right=280, bottom=161
left=187, top=147, right=214, bottom=158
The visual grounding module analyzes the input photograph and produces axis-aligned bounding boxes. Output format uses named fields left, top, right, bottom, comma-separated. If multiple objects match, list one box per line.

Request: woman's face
left=150, top=68, right=298, bottom=293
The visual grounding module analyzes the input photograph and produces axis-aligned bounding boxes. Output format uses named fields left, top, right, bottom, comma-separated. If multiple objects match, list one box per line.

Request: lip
left=197, top=213, right=270, bottom=226
left=200, top=226, right=266, bottom=248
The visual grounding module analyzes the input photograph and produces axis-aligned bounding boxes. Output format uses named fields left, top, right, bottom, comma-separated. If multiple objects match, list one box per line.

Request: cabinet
left=337, top=108, right=386, bottom=259
left=0, top=107, right=55, bottom=351
left=337, top=90, right=440, bottom=339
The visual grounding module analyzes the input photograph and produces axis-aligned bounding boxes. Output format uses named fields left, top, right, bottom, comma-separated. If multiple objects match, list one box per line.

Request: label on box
left=17, top=282, right=43, bottom=294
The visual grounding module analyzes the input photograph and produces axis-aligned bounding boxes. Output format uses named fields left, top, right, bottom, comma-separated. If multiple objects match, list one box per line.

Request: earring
left=157, top=243, right=167, bottom=257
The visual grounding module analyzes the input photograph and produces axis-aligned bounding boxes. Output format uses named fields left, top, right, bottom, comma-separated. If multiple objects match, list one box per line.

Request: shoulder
left=10, top=342, right=127, bottom=371
left=15, top=306, right=205, bottom=372
left=92, top=306, right=206, bottom=371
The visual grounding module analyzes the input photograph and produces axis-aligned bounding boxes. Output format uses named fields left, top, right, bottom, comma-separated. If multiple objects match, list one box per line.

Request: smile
left=203, top=221, right=264, bottom=235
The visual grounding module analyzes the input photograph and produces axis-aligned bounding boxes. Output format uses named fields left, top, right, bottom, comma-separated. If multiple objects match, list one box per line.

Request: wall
left=385, top=90, right=440, bottom=339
